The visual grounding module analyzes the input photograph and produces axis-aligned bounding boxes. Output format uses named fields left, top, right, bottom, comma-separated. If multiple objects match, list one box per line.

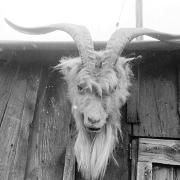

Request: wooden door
left=131, top=138, right=180, bottom=180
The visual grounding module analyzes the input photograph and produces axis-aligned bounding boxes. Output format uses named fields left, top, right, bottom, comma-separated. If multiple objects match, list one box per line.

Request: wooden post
left=136, top=0, right=143, bottom=40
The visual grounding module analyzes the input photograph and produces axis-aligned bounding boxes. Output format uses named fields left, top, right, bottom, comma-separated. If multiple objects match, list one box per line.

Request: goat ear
left=118, top=55, right=142, bottom=69
left=54, top=58, right=82, bottom=76
left=123, top=57, right=135, bottom=63
left=115, top=57, right=134, bottom=69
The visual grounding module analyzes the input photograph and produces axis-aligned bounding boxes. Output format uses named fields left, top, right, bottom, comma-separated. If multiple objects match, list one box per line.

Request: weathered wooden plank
left=133, top=52, right=180, bottom=138
left=0, top=62, right=18, bottom=125
left=131, top=139, right=139, bottom=180
left=152, top=165, right=174, bottom=180
left=25, top=69, right=71, bottom=180
left=138, top=138, right=180, bottom=166
left=0, top=63, right=38, bottom=179
left=176, top=53, right=180, bottom=119
left=63, top=120, right=75, bottom=180
left=8, top=64, right=41, bottom=180
left=1, top=41, right=180, bottom=54
left=134, top=138, right=180, bottom=180
left=63, top=138, right=75, bottom=180
left=136, top=161, right=152, bottom=180
left=0, top=64, right=26, bottom=180
left=174, top=167, right=180, bottom=180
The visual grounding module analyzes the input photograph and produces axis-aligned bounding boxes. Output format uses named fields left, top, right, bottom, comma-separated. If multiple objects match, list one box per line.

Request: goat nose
left=88, top=117, right=100, bottom=124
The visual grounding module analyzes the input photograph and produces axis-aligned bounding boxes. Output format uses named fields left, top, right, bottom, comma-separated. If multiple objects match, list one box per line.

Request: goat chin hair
left=74, top=123, right=120, bottom=180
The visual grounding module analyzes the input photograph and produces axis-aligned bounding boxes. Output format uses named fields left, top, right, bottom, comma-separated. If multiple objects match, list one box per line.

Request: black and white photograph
left=0, top=0, right=180, bottom=179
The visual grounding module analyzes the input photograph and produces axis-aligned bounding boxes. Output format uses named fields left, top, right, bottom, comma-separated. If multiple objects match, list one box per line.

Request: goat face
left=59, top=51, right=132, bottom=132
left=56, top=51, right=133, bottom=179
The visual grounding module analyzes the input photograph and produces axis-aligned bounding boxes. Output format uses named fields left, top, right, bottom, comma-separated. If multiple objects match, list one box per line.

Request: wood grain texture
left=132, top=138, right=180, bottom=180
left=174, top=167, right=180, bottom=180
left=152, top=164, right=180, bottom=180
left=8, top=64, right=41, bottom=180
left=63, top=138, right=75, bottom=180
left=0, top=62, right=18, bottom=125
left=25, top=68, right=71, bottom=180
left=137, top=161, right=152, bottom=180
left=131, top=139, right=139, bottom=180
left=0, top=63, right=41, bottom=180
left=176, top=52, right=180, bottom=119
left=133, top=52, right=180, bottom=138
left=139, top=138, right=180, bottom=165
left=153, top=165, right=175, bottom=180
left=63, top=119, right=76, bottom=180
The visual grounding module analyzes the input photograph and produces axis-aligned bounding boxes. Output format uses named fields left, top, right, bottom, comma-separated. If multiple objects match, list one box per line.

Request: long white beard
left=74, top=124, right=119, bottom=180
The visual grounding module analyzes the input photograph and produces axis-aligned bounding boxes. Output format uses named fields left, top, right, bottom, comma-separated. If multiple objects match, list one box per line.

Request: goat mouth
left=86, top=127, right=101, bottom=133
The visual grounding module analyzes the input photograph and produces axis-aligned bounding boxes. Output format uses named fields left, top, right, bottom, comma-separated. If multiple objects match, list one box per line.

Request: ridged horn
left=5, top=18, right=94, bottom=64
left=106, top=28, right=180, bottom=64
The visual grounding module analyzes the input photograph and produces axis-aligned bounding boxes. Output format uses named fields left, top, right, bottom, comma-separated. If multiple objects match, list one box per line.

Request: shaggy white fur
left=55, top=51, right=133, bottom=180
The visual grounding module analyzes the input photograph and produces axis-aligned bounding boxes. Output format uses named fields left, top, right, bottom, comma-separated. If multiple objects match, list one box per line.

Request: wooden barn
left=0, top=40, right=180, bottom=180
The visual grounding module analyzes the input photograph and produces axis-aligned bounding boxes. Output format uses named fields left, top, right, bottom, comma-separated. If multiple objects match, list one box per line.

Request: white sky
left=0, top=0, right=180, bottom=41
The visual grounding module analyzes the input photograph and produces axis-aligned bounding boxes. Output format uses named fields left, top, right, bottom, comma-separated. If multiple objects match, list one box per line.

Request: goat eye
left=77, top=85, right=84, bottom=93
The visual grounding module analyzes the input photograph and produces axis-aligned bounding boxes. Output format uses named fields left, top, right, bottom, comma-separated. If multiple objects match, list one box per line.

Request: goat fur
left=55, top=51, right=133, bottom=180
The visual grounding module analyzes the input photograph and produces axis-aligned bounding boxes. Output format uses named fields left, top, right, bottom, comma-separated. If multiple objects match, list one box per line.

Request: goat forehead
left=77, top=67, right=117, bottom=81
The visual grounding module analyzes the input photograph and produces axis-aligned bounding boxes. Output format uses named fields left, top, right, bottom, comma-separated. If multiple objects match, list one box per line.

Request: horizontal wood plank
left=1, top=41, right=180, bottom=52
left=139, top=138, right=180, bottom=165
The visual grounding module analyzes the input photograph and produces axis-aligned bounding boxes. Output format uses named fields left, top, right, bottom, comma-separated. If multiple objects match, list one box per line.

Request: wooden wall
left=128, top=50, right=180, bottom=138
left=127, top=50, right=180, bottom=180
left=0, top=61, right=72, bottom=180
left=0, top=42, right=180, bottom=180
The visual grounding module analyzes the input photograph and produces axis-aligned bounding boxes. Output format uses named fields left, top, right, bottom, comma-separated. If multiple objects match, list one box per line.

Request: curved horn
left=5, top=19, right=94, bottom=64
left=106, top=28, right=180, bottom=64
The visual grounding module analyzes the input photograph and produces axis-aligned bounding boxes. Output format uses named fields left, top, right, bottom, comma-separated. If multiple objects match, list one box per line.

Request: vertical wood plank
left=25, top=69, right=71, bottom=180
left=0, top=63, right=41, bottom=180
left=152, top=165, right=174, bottom=180
left=176, top=55, right=180, bottom=119
left=137, top=162, right=152, bottom=180
left=133, top=52, right=180, bottom=138
left=0, top=64, right=27, bottom=180
left=63, top=120, right=75, bottom=180
left=8, top=64, right=42, bottom=180
left=174, top=167, right=180, bottom=180
left=0, top=62, right=18, bottom=125
left=131, top=139, right=139, bottom=180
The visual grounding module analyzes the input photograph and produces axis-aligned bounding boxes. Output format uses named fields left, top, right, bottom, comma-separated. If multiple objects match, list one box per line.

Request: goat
left=5, top=19, right=180, bottom=179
